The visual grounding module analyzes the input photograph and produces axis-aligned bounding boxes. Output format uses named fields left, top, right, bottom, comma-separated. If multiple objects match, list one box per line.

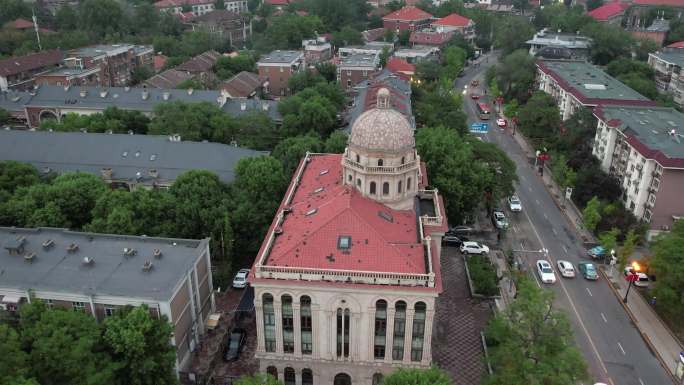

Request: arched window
left=357, top=179, right=361, bottom=188
left=356, top=154, right=360, bottom=163
left=372, top=373, right=384, bottom=385
left=302, top=369, right=313, bottom=385
left=378, top=159, right=383, bottom=166
left=284, top=368, right=296, bottom=385
left=392, top=301, right=406, bottom=360
left=348, top=174, right=352, bottom=182
left=370, top=182, right=377, bottom=195
left=374, top=300, right=387, bottom=359
left=407, top=177, right=412, bottom=191
left=263, top=294, right=276, bottom=352
left=301, top=296, right=312, bottom=355
left=398, top=180, right=402, bottom=194
left=411, top=302, right=427, bottom=362
left=382, top=182, right=389, bottom=196
left=282, top=295, right=294, bottom=353
left=266, top=366, right=278, bottom=380
left=334, top=373, right=351, bottom=385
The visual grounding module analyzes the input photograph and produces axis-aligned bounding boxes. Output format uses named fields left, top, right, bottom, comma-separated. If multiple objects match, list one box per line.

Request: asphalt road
left=456, top=52, right=673, bottom=385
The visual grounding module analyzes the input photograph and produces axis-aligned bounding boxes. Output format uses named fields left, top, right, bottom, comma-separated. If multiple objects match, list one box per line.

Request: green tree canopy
left=582, top=22, right=634, bottom=65
left=272, top=134, right=324, bottom=176
left=582, top=196, right=602, bottom=233
left=495, top=16, right=535, bottom=55
left=324, top=130, right=348, bottom=153
left=650, top=219, right=684, bottom=319
left=0, top=324, right=29, bottom=384
left=493, top=49, right=536, bottom=102
left=517, top=91, right=561, bottom=145
left=235, top=374, right=282, bottom=385
left=382, top=367, right=453, bottom=385
left=215, top=54, right=257, bottom=80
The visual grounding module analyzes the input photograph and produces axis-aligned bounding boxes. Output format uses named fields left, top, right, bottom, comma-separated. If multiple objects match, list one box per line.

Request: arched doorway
left=333, top=373, right=351, bottom=385
left=38, top=110, right=58, bottom=124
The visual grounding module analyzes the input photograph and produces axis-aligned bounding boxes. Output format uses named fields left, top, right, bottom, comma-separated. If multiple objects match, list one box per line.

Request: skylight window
left=314, top=187, right=324, bottom=194
left=122, top=151, right=128, bottom=158
left=319, top=169, right=329, bottom=175
left=305, top=208, right=318, bottom=216
left=378, top=211, right=394, bottom=223
left=338, top=236, right=351, bottom=250
left=150, top=154, right=157, bottom=161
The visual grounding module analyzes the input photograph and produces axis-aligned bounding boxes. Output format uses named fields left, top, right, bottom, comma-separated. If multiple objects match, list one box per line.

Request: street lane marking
left=617, top=342, right=626, bottom=355
left=562, top=245, right=568, bottom=253
left=601, top=313, right=607, bottom=323
left=638, top=378, right=645, bottom=385
left=586, top=288, right=593, bottom=297
left=528, top=186, right=533, bottom=192
left=552, top=228, right=557, bottom=235
left=521, top=208, right=610, bottom=375
left=536, top=199, right=540, bottom=205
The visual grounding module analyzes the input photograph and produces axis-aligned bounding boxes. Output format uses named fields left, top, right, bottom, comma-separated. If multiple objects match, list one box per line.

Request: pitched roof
left=362, top=28, right=386, bottom=43
left=386, top=57, right=415, bottom=74
left=382, top=6, right=433, bottom=21
left=221, top=71, right=262, bottom=98
left=409, top=30, right=455, bottom=46
left=0, top=50, right=62, bottom=78
left=345, top=69, right=413, bottom=132
left=145, top=68, right=194, bottom=89
left=154, top=55, right=168, bottom=72
left=0, top=130, right=266, bottom=185
left=6, top=18, right=34, bottom=29
left=666, top=41, right=684, bottom=48
left=188, top=9, right=242, bottom=23
left=432, top=13, right=471, bottom=27
left=154, top=0, right=212, bottom=8
left=176, top=50, right=220, bottom=73
left=588, top=1, right=628, bottom=21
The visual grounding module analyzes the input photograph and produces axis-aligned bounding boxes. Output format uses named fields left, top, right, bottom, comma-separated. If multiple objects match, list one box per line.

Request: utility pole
left=32, top=9, right=42, bottom=51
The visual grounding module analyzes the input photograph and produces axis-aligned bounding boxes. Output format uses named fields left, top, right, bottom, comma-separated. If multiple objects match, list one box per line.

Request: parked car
left=624, top=267, right=650, bottom=287
left=508, top=195, right=522, bottom=212
left=578, top=262, right=599, bottom=280
left=556, top=260, right=575, bottom=278
left=223, top=328, right=246, bottom=361
left=536, top=260, right=556, bottom=284
left=449, top=225, right=474, bottom=234
left=470, top=93, right=480, bottom=100
left=232, top=269, right=250, bottom=289
left=587, top=246, right=606, bottom=260
left=460, top=241, right=490, bottom=255
left=443, top=233, right=468, bottom=247
left=496, top=118, right=507, bottom=128
left=492, top=209, right=509, bottom=229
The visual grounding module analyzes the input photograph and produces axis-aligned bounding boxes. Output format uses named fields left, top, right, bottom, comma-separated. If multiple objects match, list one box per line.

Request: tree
left=415, top=60, right=442, bottom=83
left=494, top=50, right=536, bottom=102
left=618, top=229, right=638, bottom=270
left=606, top=58, right=654, bottom=79
left=650, top=219, right=684, bottom=319
left=324, top=130, right=348, bottom=153
left=0, top=324, right=29, bottom=384
left=582, top=23, right=634, bottom=65
left=0, top=161, right=40, bottom=196
left=468, top=138, right=518, bottom=203
left=617, top=73, right=659, bottom=99
left=149, top=101, right=228, bottom=142
left=598, top=227, right=619, bottom=261
left=0, top=108, right=11, bottom=125
left=586, top=0, right=603, bottom=11
left=582, top=196, right=602, bottom=233
left=0, top=0, right=31, bottom=25
left=215, top=0, right=225, bottom=9
left=78, top=0, right=125, bottom=38
left=235, top=374, right=282, bottom=385
left=215, top=54, right=256, bottom=80
left=380, top=46, right=391, bottom=68
left=495, top=17, right=535, bottom=54
left=416, top=126, right=491, bottom=224
left=288, top=71, right=325, bottom=94
left=517, top=92, right=560, bottom=145
left=485, top=279, right=588, bottom=385
left=304, top=0, right=370, bottom=31
left=103, top=306, right=178, bottom=385
left=272, top=134, right=324, bottom=176
left=331, top=26, right=364, bottom=48
left=235, top=112, right=280, bottom=150
left=413, top=86, right=467, bottom=133
left=398, top=29, right=411, bottom=46
left=258, top=15, right=323, bottom=51
left=315, top=62, right=337, bottom=82
left=131, top=66, right=153, bottom=85
left=382, top=368, right=453, bottom=385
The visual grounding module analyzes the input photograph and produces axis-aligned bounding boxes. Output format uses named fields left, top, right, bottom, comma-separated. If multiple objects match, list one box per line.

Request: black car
left=443, top=233, right=468, bottom=247
left=223, top=328, right=246, bottom=362
left=448, top=225, right=474, bottom=234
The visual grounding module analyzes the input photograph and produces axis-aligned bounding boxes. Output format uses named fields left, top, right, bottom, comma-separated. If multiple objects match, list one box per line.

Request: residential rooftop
left=257, top=50, right=303, bottom=64
left=339, top=53, right=379, bottom=68
left=0, top=49, right=62, bottom=78
left=0, top=130, right=267, bottom=184
left=527, top=29, right=592, bottom=50
left=0, top=227, right=208, bottom=301
left=537, top=60, right=655, bottom=106
left=382, top=6, right=433, bottom=21
left=650, top=50, right=684, bottom=67
left=68, top=44, right=136, bottom=58
left=595, top=105, right=684, bottom=167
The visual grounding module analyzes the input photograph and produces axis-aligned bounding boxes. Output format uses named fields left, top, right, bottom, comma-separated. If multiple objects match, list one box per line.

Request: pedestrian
left=650, top=296, right=657, bottom=306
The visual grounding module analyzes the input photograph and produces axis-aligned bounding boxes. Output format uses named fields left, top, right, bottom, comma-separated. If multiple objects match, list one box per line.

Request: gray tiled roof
left=0, top=227, right=208, bottom=301
left=257, top=50, right=303, bottom=64
left=0, top=130, right=267, bottom=185
left=0, top=90, right=32, bottom=113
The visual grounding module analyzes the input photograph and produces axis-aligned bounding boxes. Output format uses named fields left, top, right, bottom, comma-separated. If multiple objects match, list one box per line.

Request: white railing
left=343, top=157, right=420, bottom=174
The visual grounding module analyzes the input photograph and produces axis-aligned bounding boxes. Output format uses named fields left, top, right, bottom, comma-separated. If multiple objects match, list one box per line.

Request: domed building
left=343, top=88, right=421, bottom=210
left=249, top=87, right=447, bottom=385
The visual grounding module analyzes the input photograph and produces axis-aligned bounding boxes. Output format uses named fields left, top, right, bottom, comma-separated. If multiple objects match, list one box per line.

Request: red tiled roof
left=259, top=154, right=426, bottom=274
left=0, top=49, right=62, bottom=77
left=432, top=13, right=471, bottom=27
left=409, top=30, right=455, bottom=46
left=7, top=18, right=34, bottom=29
left=667, top=41, right=684, bottom=48
left=386, top=57, right=415, bottom=74
left=588, top=1, right=628, bottom=21
left=154, top=0, right=211, bottom=8
left=634, top=0, right=684, bottom=6
left=382, top=6, right=433, bottom=21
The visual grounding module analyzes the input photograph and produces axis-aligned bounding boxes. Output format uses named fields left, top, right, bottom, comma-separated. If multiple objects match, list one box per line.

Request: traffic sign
left=469, top=122, right=489, bottom=133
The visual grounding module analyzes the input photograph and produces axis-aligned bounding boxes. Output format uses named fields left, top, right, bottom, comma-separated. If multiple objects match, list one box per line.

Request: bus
left=476, top=102, right=491, bottom=120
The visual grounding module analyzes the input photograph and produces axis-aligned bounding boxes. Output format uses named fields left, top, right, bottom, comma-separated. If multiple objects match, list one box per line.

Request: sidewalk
left=504, top=123, right=683, bottom=381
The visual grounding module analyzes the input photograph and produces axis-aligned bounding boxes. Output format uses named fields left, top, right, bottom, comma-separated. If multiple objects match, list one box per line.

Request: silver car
left=232, top=269, right=250, bottom=289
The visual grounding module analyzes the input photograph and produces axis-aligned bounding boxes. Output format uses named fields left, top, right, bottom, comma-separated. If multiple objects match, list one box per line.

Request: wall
left=651, top=167, right=684, bottom=233
left=259, top=64, right=294, bottom=97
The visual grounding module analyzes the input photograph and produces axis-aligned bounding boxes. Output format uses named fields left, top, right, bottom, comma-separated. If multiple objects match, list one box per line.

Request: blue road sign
left=469, top=122, right=489, bottom=134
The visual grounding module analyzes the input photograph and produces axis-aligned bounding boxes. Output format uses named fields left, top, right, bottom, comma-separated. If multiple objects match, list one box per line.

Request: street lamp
left=623, top=261, right=641, bottom=303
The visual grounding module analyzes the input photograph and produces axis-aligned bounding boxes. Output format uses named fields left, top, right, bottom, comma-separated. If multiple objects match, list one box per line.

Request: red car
left=470, top=94, right=481, bottom=100
left=496, top=118, right=507, bottom=127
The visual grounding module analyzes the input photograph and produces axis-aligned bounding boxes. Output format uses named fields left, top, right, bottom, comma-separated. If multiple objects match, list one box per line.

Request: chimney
left=64, top=84, right=70, bottom=92
left=142, top=84, right=149, bottom=100
left=162, top=91, right=170, bottom=100
left=79, top=88, right=87, bottom=98
left=168, top=133, right=181, bottom=142
left=124, top=86, right=130, bottom=92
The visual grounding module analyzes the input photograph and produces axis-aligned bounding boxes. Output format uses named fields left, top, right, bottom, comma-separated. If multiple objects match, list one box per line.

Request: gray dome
left=349, top=107, right=414, bottom=153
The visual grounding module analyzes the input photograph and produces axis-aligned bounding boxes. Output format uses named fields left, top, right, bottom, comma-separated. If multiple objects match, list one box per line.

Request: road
left=456, top=52, right=673, bottom=385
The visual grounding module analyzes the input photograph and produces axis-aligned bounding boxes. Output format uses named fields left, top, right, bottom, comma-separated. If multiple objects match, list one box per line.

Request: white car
left=232, top=269, right=250, bottom=288
left=508, top=195, right=522, bottom=212
left=624, top=267, right=650, bottom=287
left=496, top=118, right=507, bottom=128
left=556, top=260, right=575, bottom=278
left=460, top=241, right=490, bottom=255
left=536, top=260, right=556, bottom=284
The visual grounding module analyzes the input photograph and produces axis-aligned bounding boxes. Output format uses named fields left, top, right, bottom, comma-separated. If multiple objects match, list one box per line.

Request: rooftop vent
left=150, top=154, right=157, bottom=161
left=123, top=247, right=137, bottom=257
left=67, top=243, right=79, bottom=253
left=24, top=252, right=36, bottom=263
left=162, top=91, right=170, bottom=101
left=42, top=166, right=51, bottom=174
left=305, top=208, right=318, bottom=216
left=142, top=260, right=153, bottom=272
left=99, top=89, right=108, bottom=98
left=80, top=89, right=87, bottom=98
left=82, top=256, right=94, bottom=265
left=124, top=86, right=130, bottom=92
left=240, top=101, right=246, bottom=111
left=168, top=134, right=181, bottom=142
left=148, top=169, right=158, bottom=178
left=262, top=102, right=269, bottom=111
left=4, top=236, right=26, bottom=255
left=42, top=239, right=54, bottom=250
left=319, top=169, right=329, bottom=176
left=153, top=248, right=163, bottom=259
left=314, top=187, right=324, bottom=194
left=135, top=172, right=142, bottom=181
left=101, top=167, right=113, bottom=179
left=142, top=89, right=149, bottom=100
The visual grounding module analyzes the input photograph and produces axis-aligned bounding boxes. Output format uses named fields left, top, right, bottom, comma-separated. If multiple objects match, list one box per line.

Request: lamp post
left=623, top=261, right=641, bottom=303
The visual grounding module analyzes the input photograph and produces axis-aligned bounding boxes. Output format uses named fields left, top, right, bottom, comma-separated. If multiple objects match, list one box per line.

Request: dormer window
left=338, top=236, right=352, bottom=250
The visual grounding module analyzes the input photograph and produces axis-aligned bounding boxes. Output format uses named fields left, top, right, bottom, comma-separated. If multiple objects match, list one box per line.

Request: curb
left=599, top=268, right=678, bottom=385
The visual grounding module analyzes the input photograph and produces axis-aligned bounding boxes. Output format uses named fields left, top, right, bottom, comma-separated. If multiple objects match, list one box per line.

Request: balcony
left=343, top=156, right=420, bottom=175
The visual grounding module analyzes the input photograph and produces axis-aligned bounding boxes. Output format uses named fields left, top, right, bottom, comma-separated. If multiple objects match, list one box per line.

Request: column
left=293, top=302, right=302, bottom=357
left=402, top=308, right=415, bottom=364
left=352, top=313, right=361, bottom=361
left=274, top=300, right=283, bottom=354
left=312, top=305, right=321, bottom=359
left=295, top=371, right=302, bottom=385
left=421, top=309, right=435, bottom=365
left=384, top=307, right=395, bottom=363
left=367, top=307, right=375, bottom=361
left=255, top=302, right=265, bottom=353
left=327, top=310, right=336, bottom=360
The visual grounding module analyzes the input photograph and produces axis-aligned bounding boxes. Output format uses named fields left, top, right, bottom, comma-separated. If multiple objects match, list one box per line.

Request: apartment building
left=382, top=6, right=434, bottom=32
left=592, top=105, right=684, bottom=239
left=0, top=50, right=63, bottom=92
left=0, top=227, right=214, bottom=371
left=526, top=29, right=592, bottom=59
left=257, top=50, right=305, bottom=97
left=535, top=60, right=656, bottom=120
left=337, top=53, right=380, bottom=91
left=302, top=37, right=333, bottom=64
left=63, top=44, right=154, bottom=87
left=648, top=44, right=684, bottom=109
